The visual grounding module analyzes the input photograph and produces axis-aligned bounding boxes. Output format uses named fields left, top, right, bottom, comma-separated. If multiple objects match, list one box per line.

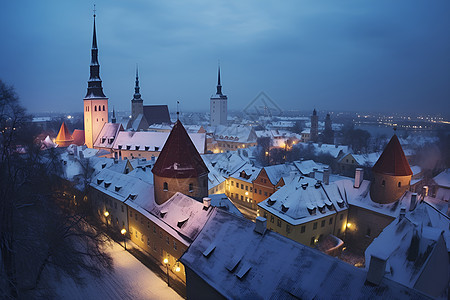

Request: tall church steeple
left=216, top=65, right=222, bottom=95
left=85, top=11, right=106, bottom=98
left=131, top=64, right=144, bottom=121
left=133, top=65, right=142, bottom=100
left=83, top=7, right=109, bottom=148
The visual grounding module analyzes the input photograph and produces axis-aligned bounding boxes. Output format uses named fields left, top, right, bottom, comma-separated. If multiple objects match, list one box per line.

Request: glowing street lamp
left=104, top=211, right=110, bottom=229
left=121, top=228, right=127, bottom=250
left=163, top=258, right=170, bottom=287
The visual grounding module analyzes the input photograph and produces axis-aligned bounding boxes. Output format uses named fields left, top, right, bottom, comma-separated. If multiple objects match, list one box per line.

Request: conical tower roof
left=152, top=120, right=208, bottom=178
left=55, top=122, right=74, bottom=146
left=372, top=134, right=412, bottom=176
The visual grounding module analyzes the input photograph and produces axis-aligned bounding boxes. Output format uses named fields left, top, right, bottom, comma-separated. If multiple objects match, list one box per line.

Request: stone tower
left=323, top=113, right=334, bottom=144
left=131, top=65, right=143, bottom=121
left=83, top=12, right=108, bottom=148
left=55, top=122, right=74, bottom=147
left=370, top=134, right=412, bottom=204
left=310, top=109, right=319, bottom=142
left=210, top=65, right=228, bottom=126
left=152, top=120, right=209, bottom=204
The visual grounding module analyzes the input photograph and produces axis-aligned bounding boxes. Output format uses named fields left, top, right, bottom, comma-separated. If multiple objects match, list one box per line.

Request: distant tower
left=370, top=134, right=412, bottom=204
left=323, top=113, right=334, bottom=144
left=131, top=65, right=144, bottom=121
left=210, top=65, right=228, bottom=126
left=152, top=120, right=209, bottom=205
left=310, top=109, right=318, bottom=142
left=83, top=11, right=108, bottom=148
left=111, top=106, right=116, bottom=124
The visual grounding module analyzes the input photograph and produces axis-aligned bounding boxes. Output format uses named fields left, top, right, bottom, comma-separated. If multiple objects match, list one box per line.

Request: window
left=121, top=205, right=124, bottom=212
left=130, top=211, right=133, bottom=217
left=173, top=241, right=177, bottom=250
left=147, top=221, right=150, bottom=229
left=231, top=193, right=234, bottom=198
left=264, top=179, right=267, bottom=183
left=366, top=227, right=371, bottom=237
left=153, top=225, right=156, bottom=234
left=270, top=215, right=274, bottom=223
left=135, top=230, right=138, bottom=238
left=286, top=224, right=291, bottom=233
left=301, top=225, right=305, bottom=233
left=166, top=236, right=170, bottom=245
left=163, top=182, right=168, bottom=191
left=255, top=188, right=258, bottom=194
left=95, top=106, right=97, bottom=111
left=313, top=222, right=317, bottom=230
left=381, top=180, right=385, bottom=187
left=231, top=181, right=234, bottom=186
left=135, top=214, right=138, bottom=221
left=103, top=105, right=105, bottom=111
left=159, top=231, right=162, bottom=238
left=277, top=219, right=281, bottom=227
left=321, top=220, right=325, bottom=227
left=245, top=186, right=248, bottom=191
left=189, top=183, right=193, bottom=192
left=398, top=182, right=401, bottom=187
left=263, top=212, right=267, bottom=218
left=241, top=184, right=244, bottom=189
left=264, top=192, right=268, bottom=196
left=153, top=242, right=157, bottom=252
left=147, top=238, right=150, bottom=246
left=241, top=195, right=243, bottom=201
left=329, top=218, right=333, bottom=225
left=259, top=190, right=262, bottom=195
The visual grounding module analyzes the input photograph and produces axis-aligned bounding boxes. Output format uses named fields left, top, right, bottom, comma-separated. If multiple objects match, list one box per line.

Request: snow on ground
left=55, top=241, right=182, bottom=300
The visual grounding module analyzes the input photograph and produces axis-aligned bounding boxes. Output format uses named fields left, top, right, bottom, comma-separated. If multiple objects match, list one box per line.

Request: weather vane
left=93, top=4, right=96, bottom=17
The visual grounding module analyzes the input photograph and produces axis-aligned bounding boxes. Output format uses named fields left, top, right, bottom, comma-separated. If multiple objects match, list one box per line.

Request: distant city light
left=67, top=115, right=72, bottom=119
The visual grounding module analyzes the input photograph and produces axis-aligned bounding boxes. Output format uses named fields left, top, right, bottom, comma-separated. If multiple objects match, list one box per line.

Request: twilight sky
left=1, top=0, right=449, bottom=115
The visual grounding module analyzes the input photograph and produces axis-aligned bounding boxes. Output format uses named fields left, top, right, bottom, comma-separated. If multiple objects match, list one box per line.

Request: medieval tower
left=131, top=66, right=144, bottom=121
left=310, top=109, right=319, bottom=142
left=152, top=120, right=209, bottom=205
left=84, top=12, right=108, bottom=148
left=210, top=65, right=228, bottom=126
left=370, top=134, right=412, bottom=204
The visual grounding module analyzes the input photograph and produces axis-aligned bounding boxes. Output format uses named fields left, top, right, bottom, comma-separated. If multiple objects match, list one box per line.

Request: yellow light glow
left=175, top=266, right=181, bottom=272
left=245, top=191, right=249, bottom=196
left=121, top=228, right=127, bottom=235
left=346, top=223, right=352, bottom=228
left=163, top=258, right=169, bottom=264
left=104, top=211, right=109, bottom=217
left=265, top=151, right=269, bottom=156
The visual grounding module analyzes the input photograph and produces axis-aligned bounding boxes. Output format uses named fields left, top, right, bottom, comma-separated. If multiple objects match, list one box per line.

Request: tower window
left=95, top=106, right=97, bottom=111
left=398, top=182, right=401, bottom=187
left=103, top=105, right=105, bottom=111
left=189, top=183, right=193, bottom=192
left=163, top=182, right=168, bottom=191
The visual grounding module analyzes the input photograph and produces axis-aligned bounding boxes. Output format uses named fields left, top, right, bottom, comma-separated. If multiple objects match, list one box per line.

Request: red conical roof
left=372, top=134, right=412, bottom=176
left=152, top=120, right=208, bottom=178
left=55, top=122, right=73, bottom=143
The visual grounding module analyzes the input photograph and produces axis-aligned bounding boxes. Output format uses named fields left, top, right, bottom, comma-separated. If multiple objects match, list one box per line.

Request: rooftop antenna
left=176, top=100, right=180, bottom=120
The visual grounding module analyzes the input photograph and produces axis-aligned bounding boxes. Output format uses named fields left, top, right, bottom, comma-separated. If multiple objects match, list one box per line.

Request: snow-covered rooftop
left=229, top=163, right=261, bottom=183
left=293, top=159, right=329, bottom=175
left=433, top=169, right=450, bottom=188
left=180, top=209, right=429, bottom=299
left=208, top=194, right=243, bottom=217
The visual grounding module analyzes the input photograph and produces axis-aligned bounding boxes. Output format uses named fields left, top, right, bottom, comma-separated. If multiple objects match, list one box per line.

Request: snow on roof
left=301, top=128, right=310, bottom=134
left=208, top=194, right=243, bottom=217
left=180, top=209, right=429, bottom=299
left=335, top=180, right=417, bottom=218
left=293, top=160, right=329, bottom=175
left=127, top=166, right=154, bottom=184
left=229, top=163, right=261, bottom=183
left=149, top=192, right=214, bottom=243
left=352, top=152, right=381, bottom=167
left=202, top=152, right=249, bottom=177
left=112, top=130, right=206, bottom=154
left=263, top=163, right=299, bottom=186
left=410, top=165, right=422, bottom=176
left=311, top=143, right=348, bottom=158
left=433, top=169, right=450, bottom=188
left=213, top=124, right=257, bottom=143
left=93, top=123, right=123, bottom=148
left=258, top=176, right=347, bottom=225
left=365, top=202, right=449, bottom=295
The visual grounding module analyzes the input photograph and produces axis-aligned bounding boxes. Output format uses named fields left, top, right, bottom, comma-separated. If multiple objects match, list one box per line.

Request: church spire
left=85, top=7, right=106, bottom=98
left=133, top=64, right=142, bottom=100
left=112, top=106, right=116, bottom=123
left=216, top=64, right=222, bottom=95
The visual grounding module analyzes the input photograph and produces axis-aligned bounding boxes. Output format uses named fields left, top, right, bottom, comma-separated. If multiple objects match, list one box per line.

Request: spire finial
left=216, top=62, right=222, bottom=95
left=176, top=101, right=180, bottom=120
left=93, top=4, right=96, bottom=17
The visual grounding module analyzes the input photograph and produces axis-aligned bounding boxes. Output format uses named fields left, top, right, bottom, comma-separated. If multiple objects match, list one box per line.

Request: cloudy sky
left=1, top=0, right=449, bottom=115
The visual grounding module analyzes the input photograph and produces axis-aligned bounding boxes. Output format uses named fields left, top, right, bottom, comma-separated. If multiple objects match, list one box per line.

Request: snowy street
left=54, top=241, right=182, bottom=300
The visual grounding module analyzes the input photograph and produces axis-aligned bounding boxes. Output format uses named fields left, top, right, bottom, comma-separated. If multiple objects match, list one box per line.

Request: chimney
left=410, top=193, right=417, bottom=211
left=366, top=256, right=387, bottom=285
left=399, top=206, right=406, bottom=221
left=203, top=197, right=211, bottom=209
left=79, top=152, right=84, bottom=159
left=354, top=168, right=363, bottom=188
left=422, top=186, right=428, bottom=197
left=254, top=216, right=267, bottom=235
left=323, top=168, right=330, bottom=185
left=310, top=168, right=318, bottom=179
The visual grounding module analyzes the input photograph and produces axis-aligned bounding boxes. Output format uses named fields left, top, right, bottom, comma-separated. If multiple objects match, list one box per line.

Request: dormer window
left=267, top=198, right=276, bottom=206
left=104, top=182, right=111, bottom=188
left=101, top=137, right=106, bottom=143
left=118, top=145, right=122, bottom=150
left=281, top=204, right=289, bottom=213
left=145, top=146, right=150, bottom=151
left=135, top=145, right=140, bottom=151
left=155, top=147, right=159, bottom=151
left=126, top=145, right=131, bottom=150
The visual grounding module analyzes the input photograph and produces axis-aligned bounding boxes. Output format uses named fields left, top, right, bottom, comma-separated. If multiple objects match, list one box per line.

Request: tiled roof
left=152, top=120, right=209, bottom=178
left=72, top=129, right=85, bottom=146
left=372, top=134, right=412, bottom=176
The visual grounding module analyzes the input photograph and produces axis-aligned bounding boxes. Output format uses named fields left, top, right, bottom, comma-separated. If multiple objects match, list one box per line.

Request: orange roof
left=72, top=129, right=85, bottom=146
left=55, top=122, right=73, bottom=143
left=152, top=120, right=208, bottom=178
left=372, top=134, right=412, bottom=176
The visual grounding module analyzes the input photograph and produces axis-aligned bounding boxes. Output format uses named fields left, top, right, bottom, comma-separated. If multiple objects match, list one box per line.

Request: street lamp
left=163, top=258, right=170, bottom=287
left=104, top=211, right=110, bottom=229
left=121, top=228, right=127, bottom=250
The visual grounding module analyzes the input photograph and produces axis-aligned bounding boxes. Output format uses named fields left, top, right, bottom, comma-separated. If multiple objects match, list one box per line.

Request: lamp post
left=121, top=228, right=127, bottom=250
left=104, top=211, right=109, bottom=229
left=163, top=258, right=170, bottom=287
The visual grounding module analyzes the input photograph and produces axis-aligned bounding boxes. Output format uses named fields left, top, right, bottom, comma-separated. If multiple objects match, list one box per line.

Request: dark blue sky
left=1, top=1, right=449, bottom=115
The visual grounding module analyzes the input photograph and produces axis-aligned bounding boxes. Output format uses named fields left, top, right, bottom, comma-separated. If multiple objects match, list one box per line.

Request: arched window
left=381, top=180, right=385, bottom=187
left=103, top=105, right=105, bottom=111
left=95, top=106, right=97, bottom=112
left=163, top=182, right=168, bottom=191
left=189, top=183, right=193, bottom=192
left=398, top=182, right=401, bottom=187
